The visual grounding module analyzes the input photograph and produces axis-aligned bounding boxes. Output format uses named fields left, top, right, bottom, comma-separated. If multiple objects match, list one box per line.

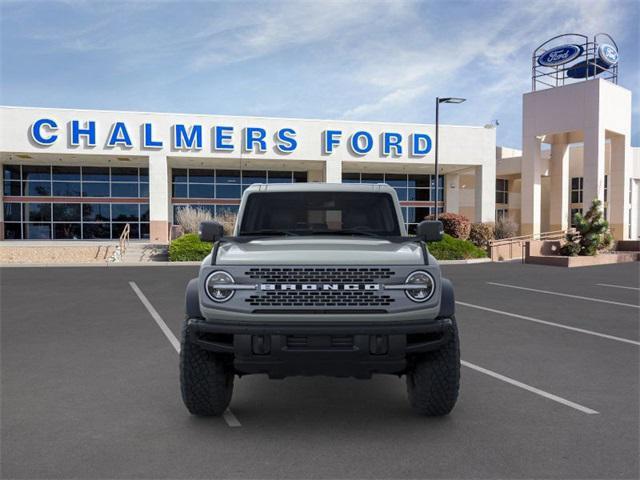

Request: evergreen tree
left=560, top=199, right=613, bottom=256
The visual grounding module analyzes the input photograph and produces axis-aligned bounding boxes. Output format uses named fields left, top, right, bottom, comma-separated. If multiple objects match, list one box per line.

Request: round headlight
left=205, top=271, right=235, bottom=302
left=405, top=271, right=435, bottom=302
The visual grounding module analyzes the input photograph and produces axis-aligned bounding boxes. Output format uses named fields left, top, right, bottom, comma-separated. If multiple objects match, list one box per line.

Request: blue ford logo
left=598, top=44, right=618, bottom=66
left=538, top=44, right=583, bottom=67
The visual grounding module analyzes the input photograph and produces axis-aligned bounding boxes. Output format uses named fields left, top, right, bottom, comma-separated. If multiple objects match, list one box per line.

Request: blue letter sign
left=30, top=118, right=58, bottom=145
left=107, top=122, right=133, bottom=147
left=70, top=120, right=97, bottom=147
left=173, top=124, right=203, bottom=149
left=275, top=128, right=297, bottom=153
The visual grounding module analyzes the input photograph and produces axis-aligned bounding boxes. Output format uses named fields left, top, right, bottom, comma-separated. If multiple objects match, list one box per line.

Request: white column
left=549, top=137, right=570, bottom=231
left=324, top=159, right=342, bottom=183
left=582, top=126, right=606, bottom=211
left=445, top=173, right=459, bottom=214
left=148, top=153, right=169, bottom=244
left=609, top=134, right=631, bottom=240
left=521, top=135, right=542, bottom=236
left=474, top=163, right=495, bottom=223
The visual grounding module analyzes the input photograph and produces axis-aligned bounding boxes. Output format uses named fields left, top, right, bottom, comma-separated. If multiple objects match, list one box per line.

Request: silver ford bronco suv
left=181, top=183, right=459, bottom=416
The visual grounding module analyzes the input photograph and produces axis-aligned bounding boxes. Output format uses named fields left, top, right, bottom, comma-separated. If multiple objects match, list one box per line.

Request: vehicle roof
left=243, top=182, right=397, bottom=194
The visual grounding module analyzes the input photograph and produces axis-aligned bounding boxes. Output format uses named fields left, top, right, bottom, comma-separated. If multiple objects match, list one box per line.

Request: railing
left=489, top=229, right=573, bottom=262
left=119, top=223, right=131, bottom=257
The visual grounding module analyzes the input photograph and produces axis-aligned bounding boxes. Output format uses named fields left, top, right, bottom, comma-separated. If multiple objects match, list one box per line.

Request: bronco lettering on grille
left=260, top=284, right=380, bottom=291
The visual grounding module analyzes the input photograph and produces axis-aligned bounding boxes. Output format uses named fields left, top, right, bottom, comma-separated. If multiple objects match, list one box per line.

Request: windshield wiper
left=240, top=229, right=300, bottom=236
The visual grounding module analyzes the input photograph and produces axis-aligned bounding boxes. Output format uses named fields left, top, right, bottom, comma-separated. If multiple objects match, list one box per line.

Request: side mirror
left=199, top=221, right=224, bottom=243
left=416, top=220, right=444, bottom=242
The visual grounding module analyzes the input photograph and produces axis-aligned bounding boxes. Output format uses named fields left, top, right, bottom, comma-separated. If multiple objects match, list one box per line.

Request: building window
left=2, top=164, right=149, bottom=240
left=571, top=177, right=583, bottom=203
left=341, top=172, right=444, bottom=232
left=496, top=208, right=509, bottom=221
left=170, top=169, right=307, bottom=225
left=570, top=208, right=582, bottom=228
left=496, top=179, right=508, bottom=204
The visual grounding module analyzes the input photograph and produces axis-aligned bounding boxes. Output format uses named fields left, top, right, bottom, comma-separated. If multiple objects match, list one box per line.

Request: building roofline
left=0, top=104, right=488, bottom=130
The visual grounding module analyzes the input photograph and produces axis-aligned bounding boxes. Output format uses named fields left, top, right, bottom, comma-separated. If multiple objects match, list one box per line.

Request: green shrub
left=438, top=213, right=471, bottom=240
left=427, top=234, right=487, bottom=260
left=469, top=222, right=495, bottom=249
left=560, top=199, right=613, bottom=256
left=169, top=233, right=212, bottom=261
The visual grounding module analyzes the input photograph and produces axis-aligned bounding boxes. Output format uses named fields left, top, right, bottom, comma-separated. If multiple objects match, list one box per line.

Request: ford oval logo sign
left=538, top=44, right=583, bottom=67
left=598, top=44, right=618, bottom=67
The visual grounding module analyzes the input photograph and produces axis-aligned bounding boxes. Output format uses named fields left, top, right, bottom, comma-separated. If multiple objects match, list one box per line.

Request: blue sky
left=1, top=0, right=638, bottom=148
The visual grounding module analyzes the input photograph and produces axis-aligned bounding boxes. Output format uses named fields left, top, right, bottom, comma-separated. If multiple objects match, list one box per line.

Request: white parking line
left=457, top=301, right=640, bottom=346
left=488, top=282, right=640, bottom=309
left=461, top=361, right=599, bottom=415
left=596, top=283, right=640, bottom=291
left=129, top=281, right=241, bottom=428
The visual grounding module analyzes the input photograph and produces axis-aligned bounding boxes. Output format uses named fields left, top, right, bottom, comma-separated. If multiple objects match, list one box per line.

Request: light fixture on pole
left=435, top=97, right=466, bottom=218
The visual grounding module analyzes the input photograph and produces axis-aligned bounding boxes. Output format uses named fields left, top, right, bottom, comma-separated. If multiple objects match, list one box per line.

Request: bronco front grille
left=244, top=267, right=394, bottom=283
left=246, top=290, right=395, bottom=308
left=244, top=267, right=397, bottom=310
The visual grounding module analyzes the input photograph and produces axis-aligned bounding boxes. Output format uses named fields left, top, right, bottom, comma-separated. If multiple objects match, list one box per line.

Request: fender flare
left=185, top=278, right=203, bottom=319
left=437, top=277, right=455, bottom=319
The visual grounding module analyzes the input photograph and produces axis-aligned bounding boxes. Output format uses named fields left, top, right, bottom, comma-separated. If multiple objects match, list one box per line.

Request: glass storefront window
left=52, top=166, right=80, bottom=181
left=111, top=183, right=139, bottom=198
left=293, top=172, right=307, bottom=183
left=52, top=182, right=81, bottom=197
left=110, top=167, right=139, bottom=182
left=83, top=223, right=111, bottom=239
left=112, top=204, right=139, bottom=222
left=267, top=172, right=292, bottom=183
left=3, top=180, right=21, bottom=196
left=82, top=182, right=110, bottom=197
left=25, top=203, right=51, bottom=222
left=4, top=223, right=22, bottom=239
left=242, top=170, right=266, bottom=185
left=2, top=163, right=150, bottom=240
left=216, top=184, right=241, bottom=198
left=24, top=181, right=51, bottom=196
left=3, top=164, right=21, bottom=181
left=54, top=223, right=81, bottom=239
left=24, top=223, right=51, bottom=239
left=188, top=184, right=215, bottom=199
left=53, top=203, right=81, bottom=221
left=22, top=165, right=51, bottom=181
left=82, top=167, right=110, bottom=181
left=83, top=203, right=110, bottom=221
left=216, top=170, right=240, bottom=184
left=4, top=203, right=21, bottom=221
left=189, top=169, right=215, bottom=183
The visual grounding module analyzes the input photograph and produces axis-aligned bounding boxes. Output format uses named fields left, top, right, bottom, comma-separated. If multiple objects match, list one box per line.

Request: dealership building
left=0, top=34, right=638, bottom=244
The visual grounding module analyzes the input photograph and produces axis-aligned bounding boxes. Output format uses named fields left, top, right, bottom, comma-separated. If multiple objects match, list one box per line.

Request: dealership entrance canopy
left=0, top=33, right=637, bottom=243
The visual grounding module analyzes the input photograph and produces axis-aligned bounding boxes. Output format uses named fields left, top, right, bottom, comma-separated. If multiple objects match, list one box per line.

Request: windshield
left=239, top=191, right=401, bottom=237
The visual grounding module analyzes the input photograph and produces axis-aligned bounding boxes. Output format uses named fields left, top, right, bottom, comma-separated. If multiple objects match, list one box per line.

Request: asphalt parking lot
left=1, top=262, right=638, bottom=479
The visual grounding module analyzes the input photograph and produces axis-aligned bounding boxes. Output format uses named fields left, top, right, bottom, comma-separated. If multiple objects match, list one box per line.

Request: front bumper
left=186, top=317, right=452, bottom=378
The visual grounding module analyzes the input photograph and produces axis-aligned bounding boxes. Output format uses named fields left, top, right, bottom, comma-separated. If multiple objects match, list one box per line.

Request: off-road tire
left=180, top=319, right=234, bottom=416
left=406, top=316, right=460, bottom=416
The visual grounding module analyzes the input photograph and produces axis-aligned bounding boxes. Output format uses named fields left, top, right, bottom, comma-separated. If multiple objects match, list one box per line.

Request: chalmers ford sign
left=29, top=118, right=434, bottom=157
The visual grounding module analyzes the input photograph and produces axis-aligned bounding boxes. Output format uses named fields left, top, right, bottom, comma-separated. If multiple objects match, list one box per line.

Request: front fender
left=185, top=278, right=203, bottom=319
left=437, top=277, right=455, bottom=319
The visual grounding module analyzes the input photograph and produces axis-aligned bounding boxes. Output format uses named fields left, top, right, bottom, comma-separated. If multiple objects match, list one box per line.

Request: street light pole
left=435, top=97, right=440, bottom=220
left=434, top=96, right=466, bottom=219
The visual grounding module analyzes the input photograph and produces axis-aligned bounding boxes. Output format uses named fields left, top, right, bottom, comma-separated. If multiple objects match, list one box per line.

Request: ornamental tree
left=560, top=199, right=613, bottom=256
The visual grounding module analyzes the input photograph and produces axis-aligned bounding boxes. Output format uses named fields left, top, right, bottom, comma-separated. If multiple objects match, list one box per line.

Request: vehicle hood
left=215, top=237, right=424, bottom=265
